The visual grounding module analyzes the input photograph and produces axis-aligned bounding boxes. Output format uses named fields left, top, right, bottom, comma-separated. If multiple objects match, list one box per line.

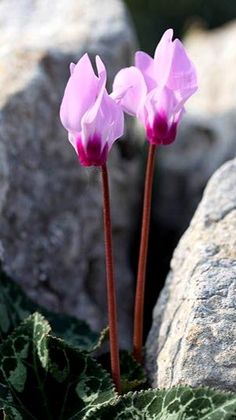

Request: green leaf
left=45, top=313, right=108, bottom=353
left=85, top=386, right=236, bottom=419
left=119, top=351, right=147, bottom=394
left=0, top=313, right=116, bottom=419
left=99, top=350, right=147, bottom=394
left=0, top=263, right=105, bottom=352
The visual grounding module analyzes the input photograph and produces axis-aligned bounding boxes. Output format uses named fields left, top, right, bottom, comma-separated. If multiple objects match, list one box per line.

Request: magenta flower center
left=146, top=113, right=177, bottom=146
left=76, top=135, right=108, bottom=167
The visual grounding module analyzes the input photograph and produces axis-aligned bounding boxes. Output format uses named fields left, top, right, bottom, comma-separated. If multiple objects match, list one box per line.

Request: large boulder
left=0, top=0, right=139, bottom=347
left=146, top=158, right=236, bottom=391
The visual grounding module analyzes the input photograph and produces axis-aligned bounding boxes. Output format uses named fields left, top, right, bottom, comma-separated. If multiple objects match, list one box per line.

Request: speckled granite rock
left=146, top=158, right=236, bottom=391
left=0, top=0, right=138, bottom=347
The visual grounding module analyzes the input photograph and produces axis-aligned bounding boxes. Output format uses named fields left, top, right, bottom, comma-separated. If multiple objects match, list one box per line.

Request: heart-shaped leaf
left=85, top=386, right=236, bottom=419
left=0, top=313, right=116, bottom=419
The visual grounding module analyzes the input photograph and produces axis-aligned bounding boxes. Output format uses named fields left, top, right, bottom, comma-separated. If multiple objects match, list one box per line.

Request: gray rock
left=146, top=158, right=236, bottom=391
left=0, top=0, right=139, bottom=347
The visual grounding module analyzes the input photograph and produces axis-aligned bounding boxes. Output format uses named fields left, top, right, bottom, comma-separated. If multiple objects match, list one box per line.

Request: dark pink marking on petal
left=76, top=135, right=108, bottom=166
left=162, top=122, right=177, bottom=145
left=153, top=113, right=169, bottom=139
left=146, top=113, right=178, bottom=146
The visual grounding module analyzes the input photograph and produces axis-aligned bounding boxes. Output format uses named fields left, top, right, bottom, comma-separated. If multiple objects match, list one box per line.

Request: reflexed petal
left=95, top=55, right=107, bottom=91
left=60, top=53, right=98, bottom=133
left=81, top=89, right=124, bottom=150
left=154, top=28, right=173, bottom=61
left=69, top=62, right=76, bottom=75
left=167, top=39, right=198, bottom=98
left=101, top=92, right=124, bottom=149
left=174, top=107, right=185, bottom=125
left=80, top=84, right=107, bottom=147
left=68, top=131, right=77, bottom=150
left=154, top=28, right=173, bottom=58
left=60, top=54, right=123, bottom=165
left=80, top=55, right=109, bottom=145
left=154, top=28, right=174, bottom=86
left=135, top=51, right=156, bottom=91
left=112, top=66, right=147, bottom=116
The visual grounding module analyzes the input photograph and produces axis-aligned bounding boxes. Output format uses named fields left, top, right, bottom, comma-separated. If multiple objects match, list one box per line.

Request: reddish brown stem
left=133, top=143, right=157, bottom=362
left=101, top=164, right=121, bottom=393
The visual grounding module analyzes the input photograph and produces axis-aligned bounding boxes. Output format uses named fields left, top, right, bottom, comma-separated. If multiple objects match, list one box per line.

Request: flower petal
left=135, top=51, right=156, bottom=91
left=69, top=62, right=76, bottom=75
left=154, top=28, right=173, bottom=59
left=101, top=93, right=124, bottom=149
left=60, top=53, right=98, bottom=133
left=80, top=83, right=107, bottom=147
left=80, top=55, right=109, bottom=143
left=167, top=39, right=198, bottom=99
left=144, top=86, right=184, bottom=145
left=96, top=56, right=106, bottom=80
left=81, top=89, right=124, bottom=150
left=68, top=131, right=77, bottom=150
left=154, top=28, right=174, bottom=86
left=112, top=66, right=147, bottom=116
left=144, top=86, right=179, bottom=126
left=95, top=55, right=107, bottom=91
left=76, top=134, right=109, bottom=167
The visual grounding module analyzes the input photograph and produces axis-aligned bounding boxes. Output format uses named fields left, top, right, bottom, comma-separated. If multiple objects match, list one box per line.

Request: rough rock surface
left=146, top=158, right=236, bottom=391
left=0, top=0, right=138, bottom=347
left=154, top=22, right=236, bottom=236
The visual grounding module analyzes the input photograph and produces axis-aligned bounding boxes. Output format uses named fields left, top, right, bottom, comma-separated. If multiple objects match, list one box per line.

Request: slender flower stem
left=101, top=164, right=121, bottom=393
left=133, top=143, right=157, bottom=362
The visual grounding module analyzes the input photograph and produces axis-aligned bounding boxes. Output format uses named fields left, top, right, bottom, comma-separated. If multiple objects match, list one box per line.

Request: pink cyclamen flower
left=112, top=29, right=197, bottom=145
left=60, top=54, right=124, bottom=166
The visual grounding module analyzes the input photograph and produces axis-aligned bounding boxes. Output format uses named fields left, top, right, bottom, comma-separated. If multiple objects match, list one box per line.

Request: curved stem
left=101, top=164, right=121, bottom=393
left=133, top=144, right=157, bottom=362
